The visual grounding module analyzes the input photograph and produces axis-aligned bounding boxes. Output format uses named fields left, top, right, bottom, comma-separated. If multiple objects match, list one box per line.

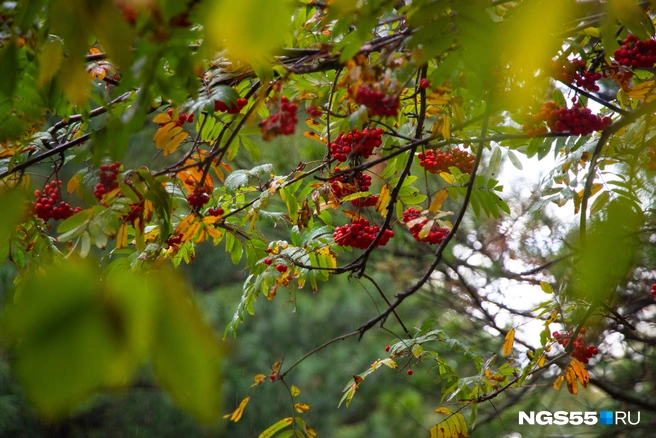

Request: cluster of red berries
left=32, top=181, right=81, bottom=221
left=207, top=207, right=224, bottom=217
left=354, top=84, right=399, bottom=117
left=417, top=148, right=475, bottom=175
left=553, top=328, right=599, bottom=364
left=329, top=168, right=379, bottom=207
left=614, top=34, right=656, bottom=69
left=651, top=284, right=656, bottom=299
left=94, top=162, right=121, bottom=201
left=167, top=234, right=183, bottom=248
left=259, top=97, right=298, bottom=139
left=401, top=208, right=450, bottom=245
left=160, top=109, right=194, bottom=127
left=214, top=98, right=248, bottom=114
left=523, top=102, right=612, bottom=137
left=551, top=58, right=602, bottom=92
left=329, top=127, right=383, bottom=162
left=187, top=188, right=210, bottom=207
left=122, top=204, right=143, bottom=223
left=333, top=218, right=394, bottom=249
left=307, top=106, right=323, bottom=117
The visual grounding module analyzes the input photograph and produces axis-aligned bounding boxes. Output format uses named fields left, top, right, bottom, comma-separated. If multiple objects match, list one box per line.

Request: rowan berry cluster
left=160, top=109, right=194, bottom=127
left=187, top=188, right=210, bottom=207
left=214, top=98, right=248, bottom=114
left=524, top=102, right=612, bottom=137
left=614, top=34, right=656, bottom=69
left=329, top=168, right=378, bottom=207
left=651, top=284, right=656, bottom=299
left=553, top=329, right=599, bottom=364
left=329, top=127, right=383, bottom=162
left=417, top=148, right=475, bottom=174
left=307, top=106, right=323, bottom=117
left=94, top=162, right=121, bottom=201
left=354, top=84, right=399, bottom=117
left=551, top=58, right=602, bottom=92
left=122, top=204, right=143, bottom=223
left=401, top=208, right=450, bottom=245
left=259, top=97, right=298, bottom=140
left=32, top=181, right=81, bottom=221
left=167, top=234, right=182, bottom=248
left=333, top=218, right=394, bottom=249
left=208, top=207, right=224, bottom=217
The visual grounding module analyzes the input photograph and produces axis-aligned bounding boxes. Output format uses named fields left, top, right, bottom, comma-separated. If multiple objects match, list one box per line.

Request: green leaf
left=507, top=150, right=523, bottom=170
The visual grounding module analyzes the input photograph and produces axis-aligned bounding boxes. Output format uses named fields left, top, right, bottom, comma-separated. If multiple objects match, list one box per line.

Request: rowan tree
left=1, top=0, right=656, bottom=436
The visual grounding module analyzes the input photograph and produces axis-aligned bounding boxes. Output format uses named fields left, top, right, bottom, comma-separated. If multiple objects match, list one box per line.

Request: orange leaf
left=153, top=123, right=174, bottom=146
left=564, top=365, right=578, bottom=395
left=181, top=221, right=201, bottom=243
left=503, top=329, right=515, bottom=357
left=553, top=375, right=564, bottom=391
left=206, top=226, right=223, bottom=241
left=570, top=359, right=589, bottom=388
left=303, top=131, right=326, bottom=143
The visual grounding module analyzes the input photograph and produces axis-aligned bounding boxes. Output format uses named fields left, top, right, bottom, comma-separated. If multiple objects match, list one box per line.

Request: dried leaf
left=116, top=223, right=128, bottom=249
left=570, top=359, right=589, bottom=388
left=564, top=365, right=578, bottom=395
left=291, top=385, right=300, bottom=397
left=252, top=374, right=266, bottom=387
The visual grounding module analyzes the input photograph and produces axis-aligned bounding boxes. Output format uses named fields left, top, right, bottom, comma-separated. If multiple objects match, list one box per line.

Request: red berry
left=385, top=345, right=390, bottom=352
left=276, top=264, right=288, bottom=273
left=407, top=369, right=413, bottom=376
left=264, top=257, right=273, bottom=265
left=419, top=78, right=430, bottom=89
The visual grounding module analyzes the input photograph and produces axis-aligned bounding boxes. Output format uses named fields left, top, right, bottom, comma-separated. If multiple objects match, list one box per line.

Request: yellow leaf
left=540, top=281, right=553, bottom=294
left=316, top=246, right=336, bottom=268
left=258, top=417, right=293, bottom=438
left=164, top=131, right=189, bottom=156
left=66, top=174, right=81, bottom=194
left=153, top=123, right=174, bottom=146
left=441, top=114, right=450, bottom=140
left=174, top=213, right=196, bottom=236
left=429, top=189, right=449, bottom=213
left=252, top=374, right=266, bottom=387
left=223, top=397, right=250, bottom=422
left=503, top=329, right=515, bottom=357
left=206, top=226, right=223, bottom=241
left=116, top=223, right=128, bottom=249
left=153, top=112, right=172, bottom=124
left=380, top=358, right=398, bottom=369
left=291, top=385, right=300, bottom=397
left=538, top=355, right=546, bottom=368
left=375, top=184, right=391, bottom=217
left=575, top=183, right=603, bottom=214
left=342, top=209, right=364, bottom=221
left=294, top=403, right=310, bottom=413
left=564, top=365, right=578, bottom=395
left=570, top=359, right=589, bottom=388
left=430, top=410, right=469, bottom=438
left=203, top=216, right=223, bottom=224
left=212, top=163, right=225, bottom=182
left=553, top=375, right=565, bottom=391
left=427, top=93, right=451, bottom=105
left=439, top=172, right=455, bottom=184
left=182, top=221, right=201, bottom=243
left=434, top=407, right=452, bottom=415
left=195, top=228, right=206, bottom=245
left=627, top=80, right=654, bottom=100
